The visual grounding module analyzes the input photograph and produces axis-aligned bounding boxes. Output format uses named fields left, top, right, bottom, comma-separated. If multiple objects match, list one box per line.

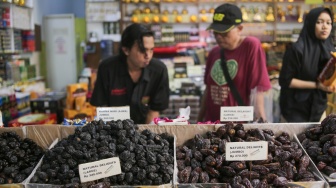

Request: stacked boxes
left=30, top=92, right=66, bottom=124
left=22, top=30, right=35, bottom=52
left=0, top=94, right=18, bottom=126
left=16, top=92, right=31, bottom=117
left=0, top=59, right=11, bottom=81
left=63, top=83, right=96, bottom=120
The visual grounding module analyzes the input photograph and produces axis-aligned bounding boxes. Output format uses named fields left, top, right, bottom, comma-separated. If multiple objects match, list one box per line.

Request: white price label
left=79, top=157, right=121, bottom=183
left=225, top=141, right=268, bottom=161
left=96, top=106, right=130, bottom=121
left=220, top=106, right=254, bottom=122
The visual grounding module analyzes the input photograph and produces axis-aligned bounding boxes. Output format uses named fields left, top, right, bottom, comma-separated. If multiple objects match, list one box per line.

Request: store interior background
left=1, top=0, right=335, bottom=126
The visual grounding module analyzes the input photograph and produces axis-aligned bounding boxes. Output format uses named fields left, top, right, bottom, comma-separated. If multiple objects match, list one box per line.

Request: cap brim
left=206, top=23, right=235, bottom=33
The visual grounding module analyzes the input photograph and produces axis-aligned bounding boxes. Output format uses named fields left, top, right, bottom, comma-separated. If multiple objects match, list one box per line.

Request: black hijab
left=294, top=7, right=334, bottom=81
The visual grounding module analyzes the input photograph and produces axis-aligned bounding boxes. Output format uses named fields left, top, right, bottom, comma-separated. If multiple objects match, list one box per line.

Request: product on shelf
left=64, top=83, right=96, bottom=121
left=8, top=113, right=57, bottom=127
left=30, top=92, right=66, bottom=124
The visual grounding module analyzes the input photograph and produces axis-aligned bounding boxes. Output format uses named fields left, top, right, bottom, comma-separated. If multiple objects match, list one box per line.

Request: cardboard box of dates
left=165, top=123, right=327, bottom=188
left=295, top=114, right=336, bottom=187
left=0, top=121, right=331, bottom=187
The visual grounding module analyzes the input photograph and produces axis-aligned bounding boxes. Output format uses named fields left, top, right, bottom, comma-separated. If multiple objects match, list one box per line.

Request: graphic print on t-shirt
left=210, top=58, right=238, bottom=105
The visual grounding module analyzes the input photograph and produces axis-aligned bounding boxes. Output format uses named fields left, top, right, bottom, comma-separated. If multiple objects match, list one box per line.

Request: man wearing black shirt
left=90, top=23, right=169, bottom=124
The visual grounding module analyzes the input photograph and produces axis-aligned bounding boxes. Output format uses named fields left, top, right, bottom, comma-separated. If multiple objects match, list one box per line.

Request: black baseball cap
left=207, top=3, right=243, bottom=33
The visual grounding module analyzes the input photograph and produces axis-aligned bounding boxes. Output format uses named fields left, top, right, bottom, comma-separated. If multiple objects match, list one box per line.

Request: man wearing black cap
left=197, top=3, right=272, bottom=122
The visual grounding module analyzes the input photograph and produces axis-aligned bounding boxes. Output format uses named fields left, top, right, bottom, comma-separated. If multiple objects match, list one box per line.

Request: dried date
left=219, top=166, right=236, bottom=177
left=199, top=171, right=210, bottom=183
left=178, top=166, right=191, bottom=183
left=251, top=165, right=269, bottom=175
left=272, top=177, right=288, bottom=187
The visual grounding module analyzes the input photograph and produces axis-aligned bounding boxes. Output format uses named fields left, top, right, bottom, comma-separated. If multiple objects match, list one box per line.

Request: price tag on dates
left=96, top=106, right=130, bottom=121
left=79, top=157, right=121, bottom=183
left=226, top=141, right=268, bottom=161
left=220, top=106, right=254, bottom=122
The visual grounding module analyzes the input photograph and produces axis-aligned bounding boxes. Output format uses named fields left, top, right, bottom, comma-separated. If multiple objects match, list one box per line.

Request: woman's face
left=315, top=11, right=332, bottom=40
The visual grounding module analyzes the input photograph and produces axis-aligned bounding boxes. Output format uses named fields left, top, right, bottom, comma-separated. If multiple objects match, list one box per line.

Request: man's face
left=124, top=36, right=155, bottom=69
left=213, top=26, right=242, bottom=50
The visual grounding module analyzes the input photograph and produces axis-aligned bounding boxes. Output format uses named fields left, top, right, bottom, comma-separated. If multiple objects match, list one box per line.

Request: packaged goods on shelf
left=7, top=113, right=57, bottom=127
left=66, top=83, right=88, bottom=110
left=30, top=92, right=66, bottom=123
left=64, top=83, right=97, bottom=121
left=63, top=103, right=96, bottom=121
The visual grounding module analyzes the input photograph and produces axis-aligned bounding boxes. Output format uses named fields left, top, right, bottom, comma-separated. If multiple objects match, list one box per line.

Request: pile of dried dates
left=0, top=131, right=45, bottom=184
left=298, top=113, right=336, bottom=178
left=177, top=122, right=317, bottom=187
left=30, top=119, right=175, bottom=186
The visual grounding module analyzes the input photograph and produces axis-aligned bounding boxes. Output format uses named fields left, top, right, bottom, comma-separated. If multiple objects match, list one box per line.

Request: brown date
left=219, top=166, right=236, bottom=177
left=178, top=166, right=191, bottom=183
left=298, top=155, right=310, bottom=173
left=316, top=154, right=333, bottom=163
left=199, top=171, right=209, bottom=183
left=317, top=161, right=327, bottom=170
left=282, top=161, right=297, bottom=180
left=236, top=130, right=246, bottom=139
left=328, top=146, right=336, bottom=157
left=242, top=177, right=253, bottom=188
left=193, top=150, right=203, bottom=161
left=205, top=166, right=220, bottom=178
left=251, top=165, right=269, bottom=175
left=322, top=166, right=336, bottom=176
left=229, top=161, right=246, bottom=171
left=205, top=155, right=216, bottom=166
left=264, top=173, right=278, bottom=184
left=239, top=170, right=260, bottom=180
left=234, top=123, right=244, bottom=131
left=263, top=162, right=280, bottom=171
left=272, top=176, right=288, bottom=187
left=200, top=149, right=216, bottom=156
left=216, top=126, right=226, bottom=137
left=320, top=134, right=336, bottom=144
left=189, top=168, right=200, bottom=183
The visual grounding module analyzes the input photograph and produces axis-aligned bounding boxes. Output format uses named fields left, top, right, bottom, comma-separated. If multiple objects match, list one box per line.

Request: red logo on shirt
left=141, top=96, right=150, bottom=106
left=111, top=88, right=126, bottom=95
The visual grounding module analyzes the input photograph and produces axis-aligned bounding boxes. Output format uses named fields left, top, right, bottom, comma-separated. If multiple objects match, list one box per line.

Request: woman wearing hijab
left=279, top=7, right=335, bottom=122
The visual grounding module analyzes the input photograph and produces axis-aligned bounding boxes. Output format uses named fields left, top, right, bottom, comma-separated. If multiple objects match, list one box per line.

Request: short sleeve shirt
left=204, top=36, right=271, bottom=121
left=90, top=55, right=170, bottom=124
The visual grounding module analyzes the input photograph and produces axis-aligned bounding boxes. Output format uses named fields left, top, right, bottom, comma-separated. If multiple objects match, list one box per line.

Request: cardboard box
left=30, top=92, right=66, bottom=110
left=0, top=123, right=329, bottom=187
left=63, top=103, right=96, bottom=121
left=66, top=83, right=88, bottom=110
